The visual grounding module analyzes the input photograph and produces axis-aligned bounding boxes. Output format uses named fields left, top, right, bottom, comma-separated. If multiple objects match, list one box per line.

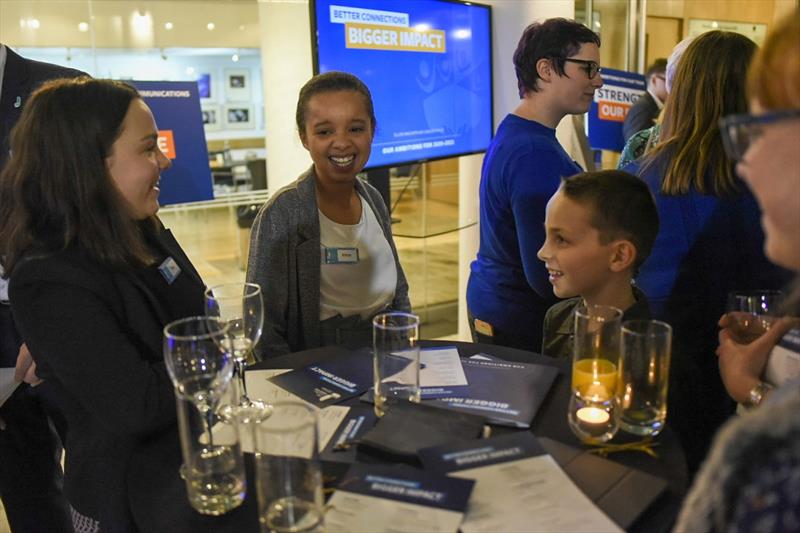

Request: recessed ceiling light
left=165, top=22, right=174, bottom=30
left=232, top=54, right=240, bottom=62
left=78, top=22, right=89, bottom=32
left=207, top=22, right=215, bottom=31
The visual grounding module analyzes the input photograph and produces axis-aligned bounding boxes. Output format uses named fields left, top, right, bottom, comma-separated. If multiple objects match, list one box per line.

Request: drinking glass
left=726, top=290, right=784, bottom=344
left=372, top=312, right=420, bottom=417
left=164, top=316, right=244, bottom=515
left=568, top=304, right=623, bottom=444
left=205, top=282, right=268, bottom=421
left=254, top=401, right=324, bottom=533
left=619, top=320, right=672, bottom=437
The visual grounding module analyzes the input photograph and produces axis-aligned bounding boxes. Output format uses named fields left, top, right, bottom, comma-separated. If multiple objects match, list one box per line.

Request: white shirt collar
left=647, top=87, right=664, bottom=110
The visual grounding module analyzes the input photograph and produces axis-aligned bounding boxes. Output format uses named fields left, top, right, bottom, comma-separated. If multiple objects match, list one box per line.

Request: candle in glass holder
left=568, top=380, right=618, bottom=443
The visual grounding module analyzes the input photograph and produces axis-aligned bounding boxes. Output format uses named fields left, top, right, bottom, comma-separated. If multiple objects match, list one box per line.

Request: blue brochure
left=325, top=463, right=475, bottom=533
left=427, top=356, right=559, bottom=429
left=320, top=405, right=377, bottom=463
left=418, top=432, right=546, bottom=473
left=268, top=350, right=373, bottom=407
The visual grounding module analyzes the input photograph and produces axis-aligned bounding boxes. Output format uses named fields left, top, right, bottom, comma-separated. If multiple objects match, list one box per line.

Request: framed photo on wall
left=197, top=73, right=213, bottom=100
left=201, top=103, right=221, bottom=131
left=224, top=69, right=251, bottom=101
left=223, top=104, right=255, bottom=129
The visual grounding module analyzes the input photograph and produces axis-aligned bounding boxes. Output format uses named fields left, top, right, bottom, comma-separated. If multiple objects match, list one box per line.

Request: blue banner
left=587, top=68, right=646, bottom=152
left=131, top=81, right=213, bottom=205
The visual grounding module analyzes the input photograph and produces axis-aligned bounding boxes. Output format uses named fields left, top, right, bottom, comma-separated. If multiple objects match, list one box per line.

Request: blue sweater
left=467, top=114, right=582, bottom=334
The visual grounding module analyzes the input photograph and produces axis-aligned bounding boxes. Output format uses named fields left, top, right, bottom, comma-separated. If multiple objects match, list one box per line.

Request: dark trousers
left=0, top=305, right=72, bottom=533
left=467, top=311, right=541, bottom=353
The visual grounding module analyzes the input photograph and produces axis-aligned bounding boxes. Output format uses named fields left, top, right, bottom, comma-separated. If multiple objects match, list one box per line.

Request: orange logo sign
left=597, top=101, right=631, bottom=122
left=158, top=130, right=176, bottom=159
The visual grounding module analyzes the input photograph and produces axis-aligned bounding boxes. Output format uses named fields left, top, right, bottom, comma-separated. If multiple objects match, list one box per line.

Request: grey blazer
left=246, top=166, right=411, bottom=358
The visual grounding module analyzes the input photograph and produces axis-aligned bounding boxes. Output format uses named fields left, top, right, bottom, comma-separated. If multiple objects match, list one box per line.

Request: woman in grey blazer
left=247, top=72, right=410, bottom=358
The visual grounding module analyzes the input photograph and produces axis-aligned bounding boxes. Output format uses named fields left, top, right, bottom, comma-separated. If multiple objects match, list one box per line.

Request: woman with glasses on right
left=675, top=11, right=800, bottom=532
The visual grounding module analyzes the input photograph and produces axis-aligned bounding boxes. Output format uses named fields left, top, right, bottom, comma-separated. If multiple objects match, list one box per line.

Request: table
left=127, top=341, right=687, bottom=532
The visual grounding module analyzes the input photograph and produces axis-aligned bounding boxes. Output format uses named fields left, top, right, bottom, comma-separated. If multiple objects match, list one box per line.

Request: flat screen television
left=311, top=0, right=493, bottom=170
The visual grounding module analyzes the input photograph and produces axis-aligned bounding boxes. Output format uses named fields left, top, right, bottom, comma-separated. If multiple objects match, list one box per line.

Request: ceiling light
left=165, top=21, right=174, bottom=30
left=207, top=22, right=215, bottom=31
left=78, top=22, right=89, bottom=32
left=232, top=54, right=240, bottom=62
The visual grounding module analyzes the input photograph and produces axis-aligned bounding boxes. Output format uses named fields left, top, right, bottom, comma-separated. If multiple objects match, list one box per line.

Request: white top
left=318, top=194, right=397, bottom=321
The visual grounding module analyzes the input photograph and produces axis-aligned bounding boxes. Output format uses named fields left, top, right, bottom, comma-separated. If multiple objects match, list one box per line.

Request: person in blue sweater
left=467, top=18, right=603, bottom=351
left=623, top=31, right=792, bottom=475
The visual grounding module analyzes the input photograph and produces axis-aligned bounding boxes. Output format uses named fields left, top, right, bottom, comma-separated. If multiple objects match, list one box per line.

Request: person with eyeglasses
left=622, top=58, right=667, bottom=142
left=674, top=14, right=800, bottom=531
left=466, top=18, right=603, bottom=353
left=622, top=31, right=792, bottom=477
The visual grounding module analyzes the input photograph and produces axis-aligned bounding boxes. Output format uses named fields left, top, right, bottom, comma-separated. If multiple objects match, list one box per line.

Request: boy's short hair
left=560, top=170, right=659, bottom=270
left=513, top=18, right=600, bottom=98
left=646, top=58, right=667, bottom=78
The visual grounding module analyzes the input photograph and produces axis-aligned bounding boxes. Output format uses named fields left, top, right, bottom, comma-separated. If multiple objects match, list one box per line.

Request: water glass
left=726, top=290, right=784, bottom=344
left=372, top=312, right=420, bottom=417
left=253, top=402, right=324, bottom=533
left=176, top=393, right=246, bottom=515
left=568, top=304, right=623, bottom=444
left=619, top=320, right=672, bottom=437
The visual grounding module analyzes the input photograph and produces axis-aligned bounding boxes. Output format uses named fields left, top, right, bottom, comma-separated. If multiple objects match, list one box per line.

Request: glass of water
left=372, top=312, right=420, bottom=418
left=253, top=401, right=324, bottom=533
left=619, top=319, right=672, bottom=437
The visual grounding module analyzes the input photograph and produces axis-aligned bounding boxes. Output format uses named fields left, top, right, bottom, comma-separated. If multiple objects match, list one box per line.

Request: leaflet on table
left=209, top=368, right=350, bottom=453
left=428, top=356, right=558, bottom=428
left=268, top=351, right=373, bottom=407
left=418, top=346, right=469, bottom=398
left=320, top=405, right=377, bottom=463
left=764, top=327, right=800, bottom=386
left=325, top=463, right=475, bottom=533
left=419, top=432, right=623, bottom=533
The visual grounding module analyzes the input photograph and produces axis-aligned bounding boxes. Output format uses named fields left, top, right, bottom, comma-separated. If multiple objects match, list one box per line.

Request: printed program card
left=419, top=433, right=623, bottom=533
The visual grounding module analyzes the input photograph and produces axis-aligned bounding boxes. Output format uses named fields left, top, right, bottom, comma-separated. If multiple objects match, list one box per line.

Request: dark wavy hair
left=513, top=18, right=600, bottom=98
left=561, top=170, right=659, bottom=271
left=295, top=71, right=376, bottom=139
left=0, top=77, right=156, bottom=275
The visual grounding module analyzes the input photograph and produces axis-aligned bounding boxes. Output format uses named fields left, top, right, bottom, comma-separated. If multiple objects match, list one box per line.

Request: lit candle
left=576, top=406, right=610, bottom=424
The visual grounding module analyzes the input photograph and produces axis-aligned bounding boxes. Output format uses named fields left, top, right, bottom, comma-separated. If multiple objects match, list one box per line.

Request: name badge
left=323, top=247, right=359, bottom=264
left=158, top=257, right=182, bottom=284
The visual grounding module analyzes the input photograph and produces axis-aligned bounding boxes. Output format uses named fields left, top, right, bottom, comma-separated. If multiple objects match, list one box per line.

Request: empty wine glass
left=163, top=316, right=235, bottom=442
left=205, top=282, right=269, bottom=422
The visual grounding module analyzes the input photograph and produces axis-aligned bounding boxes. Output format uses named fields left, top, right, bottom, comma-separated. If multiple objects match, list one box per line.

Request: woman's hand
left=717, top=315, right=797, bottom=403
left=14, top=343, right=43, bottom=387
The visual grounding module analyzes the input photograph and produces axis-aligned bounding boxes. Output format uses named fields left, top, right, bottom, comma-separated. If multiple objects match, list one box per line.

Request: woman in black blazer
left=0, top=78, right=205, bottom=532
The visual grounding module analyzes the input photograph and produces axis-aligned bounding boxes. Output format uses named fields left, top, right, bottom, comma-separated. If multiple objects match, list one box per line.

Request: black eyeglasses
left=719, top=109, right=800, bottom=161
left=563, top=58, right=601, bottom=79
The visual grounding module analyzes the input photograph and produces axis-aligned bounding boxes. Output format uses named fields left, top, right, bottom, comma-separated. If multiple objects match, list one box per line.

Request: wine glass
left=205, top=282, right=269, bottom=422
left=163, top=316, right=235, bottom=442
left=726, top=290, right=783, bottom=344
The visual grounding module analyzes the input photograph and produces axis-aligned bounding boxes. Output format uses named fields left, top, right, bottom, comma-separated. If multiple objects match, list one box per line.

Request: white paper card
left=420, top=347, right=468, bottom=388
left=452, top=454, right=623, bottom=533
left=326, top=491, right=465, bottom=533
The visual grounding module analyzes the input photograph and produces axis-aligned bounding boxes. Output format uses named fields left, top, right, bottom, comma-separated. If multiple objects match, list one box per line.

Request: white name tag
left=158, top=257, right=181, bottom=284
left=323, top=247, right=359, bottom=265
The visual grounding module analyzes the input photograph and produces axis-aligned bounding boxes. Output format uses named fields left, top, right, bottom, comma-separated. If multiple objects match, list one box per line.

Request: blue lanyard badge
left=158, top=257, right=182, bottom=284
left=323, top=247, right=359, bottom=265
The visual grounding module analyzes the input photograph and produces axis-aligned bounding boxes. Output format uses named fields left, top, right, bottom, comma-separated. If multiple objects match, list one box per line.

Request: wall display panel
left=225, top=68, right=252, bottom=101
left=311, top=0, right=493, bottom=169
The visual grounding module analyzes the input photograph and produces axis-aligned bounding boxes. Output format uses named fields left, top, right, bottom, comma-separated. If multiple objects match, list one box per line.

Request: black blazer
left=9, top=229, right=205, bottom=532
left=0, top=45, right=86, bottom=171
left=622, top=91, right=660, bottom=143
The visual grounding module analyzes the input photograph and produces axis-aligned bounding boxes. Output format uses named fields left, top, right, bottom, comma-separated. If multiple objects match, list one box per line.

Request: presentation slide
left=312, top=0, right=493, bottom=169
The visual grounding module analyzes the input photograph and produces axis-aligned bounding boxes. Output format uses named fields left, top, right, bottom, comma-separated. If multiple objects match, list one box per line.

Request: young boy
left=537, top=170, right=659, bottom=359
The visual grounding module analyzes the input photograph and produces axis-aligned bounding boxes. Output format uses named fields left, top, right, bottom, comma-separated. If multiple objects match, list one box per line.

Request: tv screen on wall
left=311, top=0, right=493, bottom=169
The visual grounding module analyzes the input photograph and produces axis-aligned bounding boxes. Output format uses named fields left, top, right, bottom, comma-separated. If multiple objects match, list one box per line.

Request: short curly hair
left=513, top=18, right=600, bottom=98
